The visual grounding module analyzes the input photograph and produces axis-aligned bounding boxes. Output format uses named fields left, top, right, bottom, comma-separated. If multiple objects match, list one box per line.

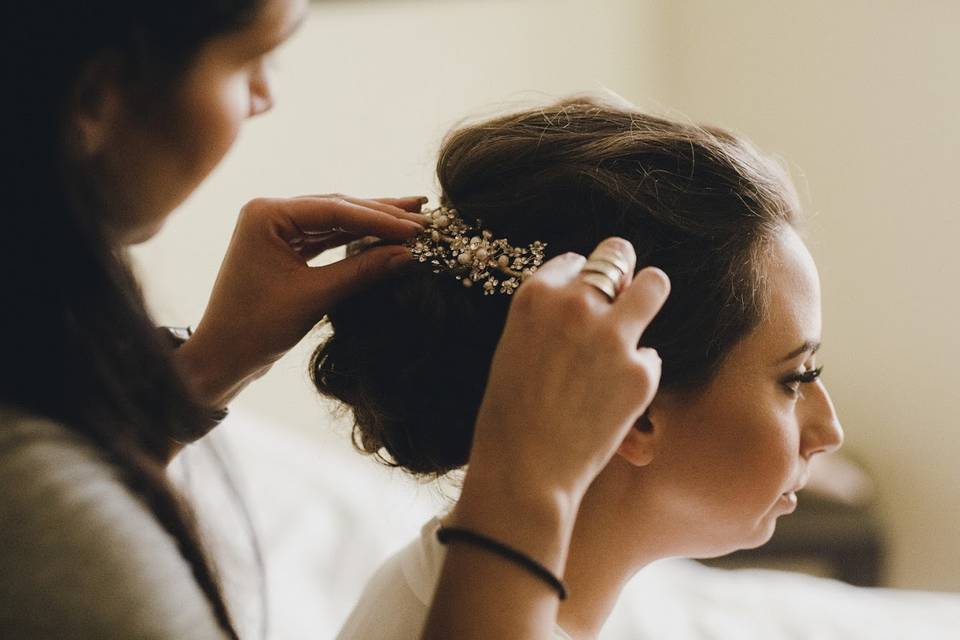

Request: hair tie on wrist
left=436, top=526, right=568, bottom=600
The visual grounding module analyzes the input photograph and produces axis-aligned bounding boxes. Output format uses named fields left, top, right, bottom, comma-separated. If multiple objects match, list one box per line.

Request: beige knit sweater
left=0, top=405, right=227, bottom=639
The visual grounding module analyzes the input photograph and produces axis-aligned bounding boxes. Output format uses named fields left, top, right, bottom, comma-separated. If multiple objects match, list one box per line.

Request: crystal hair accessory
left=406, top=206, right=547, bottom=295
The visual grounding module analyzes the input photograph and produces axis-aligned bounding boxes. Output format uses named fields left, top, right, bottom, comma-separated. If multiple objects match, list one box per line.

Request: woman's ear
left=70, top=52, right=125, bottom=157
left=615, top=411, right=660, bottom=467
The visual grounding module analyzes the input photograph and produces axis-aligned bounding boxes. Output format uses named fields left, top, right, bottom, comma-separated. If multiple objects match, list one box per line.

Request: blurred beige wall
left=132, top=0, right=959, bottom=591
left=657, top=0, right=960, bottom=593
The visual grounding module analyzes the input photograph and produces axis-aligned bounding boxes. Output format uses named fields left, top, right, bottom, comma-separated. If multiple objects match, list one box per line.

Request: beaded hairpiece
left=406, top=206, right=547, bottom=295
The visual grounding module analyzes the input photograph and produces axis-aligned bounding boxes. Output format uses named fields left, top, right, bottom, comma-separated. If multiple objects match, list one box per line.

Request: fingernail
left=598, top=236, right=634, bottom=256
left=637, top=267, right=671, bottom=298
left=417, top=196, right=429, bottom=204
left=388, top=247, right=415, bottom=269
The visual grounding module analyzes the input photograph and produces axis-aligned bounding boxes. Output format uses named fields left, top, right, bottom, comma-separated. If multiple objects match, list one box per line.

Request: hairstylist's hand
left=470, top=237, right=670, bottom=503
left=426, top=238, right=669, bottom=639
left=175, top=194, right=425, bottom=409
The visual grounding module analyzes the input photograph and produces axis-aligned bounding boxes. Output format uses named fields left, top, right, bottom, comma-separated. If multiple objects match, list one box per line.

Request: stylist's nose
left=248, top=61, right=275, bottom=118
left=800, top=381, right=844, bottom=459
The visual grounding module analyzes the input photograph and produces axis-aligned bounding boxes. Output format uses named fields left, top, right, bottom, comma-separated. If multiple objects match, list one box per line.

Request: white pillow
left=175, top=409, right=960, bottom=640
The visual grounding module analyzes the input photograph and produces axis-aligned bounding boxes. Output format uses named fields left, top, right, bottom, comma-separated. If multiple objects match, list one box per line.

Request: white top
left=0, top=405, right=227, bottom=639
left=337, top=516, right=573, bottom=640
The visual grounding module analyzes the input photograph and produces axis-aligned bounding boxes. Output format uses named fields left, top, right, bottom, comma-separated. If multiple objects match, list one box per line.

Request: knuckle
left=238, top=197, right=274, bottom=225
left=640, top=345, right=661, bottom=361
left=633, top=348, right=662, bottom=380
left=595, top=236, right=636, bottom=260
left=558, top=252, right=587, bottom=271
left=512, top=279, right=591, bottom=335
left=513, top=277, right=552, bottom=306
left=241, top=197, right=269, bottom=215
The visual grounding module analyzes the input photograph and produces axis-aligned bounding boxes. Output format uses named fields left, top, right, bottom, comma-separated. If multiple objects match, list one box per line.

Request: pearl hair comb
left=406, top=206, right=547, bottom=295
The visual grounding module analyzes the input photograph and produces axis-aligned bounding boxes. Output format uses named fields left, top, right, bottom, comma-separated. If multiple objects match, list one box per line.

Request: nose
left=249, top=92, right=273, bottom=118
left=800, top=380, right=844, bottom=459
left=248, top=63, right=274, bottom=118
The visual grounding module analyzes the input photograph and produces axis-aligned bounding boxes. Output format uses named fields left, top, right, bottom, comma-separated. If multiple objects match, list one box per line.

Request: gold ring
left=580, top=259, right=627, bottom=294
left=580, top=271, right=618, bottom=302
left=586, top=248, right=631, bottom=278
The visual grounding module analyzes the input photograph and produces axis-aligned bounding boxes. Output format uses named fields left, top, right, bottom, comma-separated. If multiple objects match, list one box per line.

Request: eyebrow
left=779, top=340, right=821, bottom=363
left=248, top=7, right=306, bottom=53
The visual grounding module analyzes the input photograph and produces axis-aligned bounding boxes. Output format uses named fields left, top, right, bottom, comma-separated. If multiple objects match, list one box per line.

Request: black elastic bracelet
left=436, top=526, right=568, bottom=600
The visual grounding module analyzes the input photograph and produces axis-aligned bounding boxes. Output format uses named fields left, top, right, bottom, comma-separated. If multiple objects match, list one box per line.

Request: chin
left=691, top=519, right=779, bottom=560
left=122, top=217, right=167, bottom=245
left=739, top=522, right=778, bottom=550
left=751, top=508, right=787, bottom=547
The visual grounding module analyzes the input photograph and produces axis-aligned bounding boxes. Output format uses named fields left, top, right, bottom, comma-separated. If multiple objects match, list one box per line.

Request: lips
left=778, top=491, right=799, bottom=513
left=786, top=473, right=810, bottom=495
left=776, top=475, right=807, bottom=514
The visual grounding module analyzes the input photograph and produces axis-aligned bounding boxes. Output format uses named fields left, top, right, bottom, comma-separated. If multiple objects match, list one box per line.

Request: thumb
left=304, top=245, right=412, bottom=312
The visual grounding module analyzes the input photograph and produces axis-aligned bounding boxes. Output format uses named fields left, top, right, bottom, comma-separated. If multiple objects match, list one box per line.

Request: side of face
left=71, top=0, right=307, bottom=244
left=614, top=226, right=844, bottom=559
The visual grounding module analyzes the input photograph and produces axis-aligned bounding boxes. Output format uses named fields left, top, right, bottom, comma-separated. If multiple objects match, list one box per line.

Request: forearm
left=173, top=328, right=270, bottom=411
left=425, top=547, right=560, bottom=639
left=422, top=464, right=580, bottom=639
left=162, top=329, right=265, bottom=464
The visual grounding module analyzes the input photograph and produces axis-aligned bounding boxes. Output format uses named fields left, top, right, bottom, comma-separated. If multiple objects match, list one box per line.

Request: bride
left=312, top=95, right=844, bottom=639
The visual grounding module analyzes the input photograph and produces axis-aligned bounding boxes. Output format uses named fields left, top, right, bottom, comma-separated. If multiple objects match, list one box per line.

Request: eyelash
left=781, top=366, right=824, bottom=397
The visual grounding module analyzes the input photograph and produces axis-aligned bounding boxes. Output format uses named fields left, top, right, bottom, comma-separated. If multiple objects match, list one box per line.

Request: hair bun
left=312, top=269, right=510, bottom=476
left=312, top=95, right=798, bottom=477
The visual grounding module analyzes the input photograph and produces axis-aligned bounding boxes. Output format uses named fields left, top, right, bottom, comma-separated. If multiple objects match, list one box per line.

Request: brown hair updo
left=311, top=96, right=799, bottom=477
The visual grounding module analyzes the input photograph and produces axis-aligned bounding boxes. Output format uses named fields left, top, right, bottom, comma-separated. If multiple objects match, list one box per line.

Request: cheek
left=731, top=412, right=797, bottom=500
left=665, top=396, right=797, bottom=513
left=173, top=71, right=248, bottom=183
left=719, top=399, right=796, bottom=485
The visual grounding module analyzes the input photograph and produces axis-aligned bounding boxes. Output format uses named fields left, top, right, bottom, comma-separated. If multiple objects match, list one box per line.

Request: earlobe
left=70, top=53, right=125, bottom=157
left=615, top=413, right=658, bottom=467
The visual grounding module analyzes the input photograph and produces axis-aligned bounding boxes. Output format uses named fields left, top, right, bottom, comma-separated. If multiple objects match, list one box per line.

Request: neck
left=555, top=460, right=670, bottom=639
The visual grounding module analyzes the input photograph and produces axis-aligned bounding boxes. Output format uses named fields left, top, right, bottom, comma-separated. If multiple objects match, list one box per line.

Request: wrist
left=452, top=457, right=582, bottom=576
left=158, top=326, right=234, bottom=454
left=172, top=328, right=262, bottom=410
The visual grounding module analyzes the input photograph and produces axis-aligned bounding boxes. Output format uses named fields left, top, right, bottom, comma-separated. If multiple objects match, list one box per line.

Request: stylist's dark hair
left=1, top=3, right=263, bottom=638
left=312, top=95, right=800, bottom=477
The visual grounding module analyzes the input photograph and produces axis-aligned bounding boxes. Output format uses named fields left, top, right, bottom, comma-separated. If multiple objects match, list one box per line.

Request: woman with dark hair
left=316, top=97, right=845, bottom=639
left=0, top=1, right=670, bottom=638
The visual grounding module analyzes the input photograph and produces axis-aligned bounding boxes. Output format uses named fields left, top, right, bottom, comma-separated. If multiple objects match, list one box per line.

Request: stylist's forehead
left=229, top=0, right=308, bottom=51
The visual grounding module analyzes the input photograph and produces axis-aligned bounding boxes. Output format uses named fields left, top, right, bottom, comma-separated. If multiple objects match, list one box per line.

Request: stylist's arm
left=423, top=238, right=670, bottom=639
left=174, top=194, right=424, bottom=423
